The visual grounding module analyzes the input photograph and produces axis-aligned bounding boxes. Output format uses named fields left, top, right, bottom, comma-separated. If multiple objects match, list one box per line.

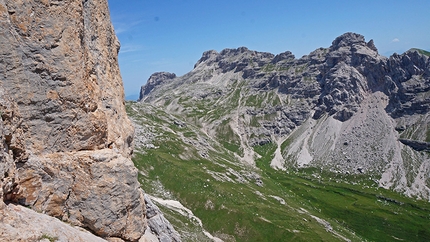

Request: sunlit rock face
left=0, top=0, right=146, bottom=241
left=0, top=0, right=133, bottom=155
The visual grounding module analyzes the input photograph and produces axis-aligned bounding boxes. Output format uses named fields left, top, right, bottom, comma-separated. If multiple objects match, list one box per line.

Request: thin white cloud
left=392, top=38, right=400, bottom=43
left=114, top=27, right=127, bottom=35
left=119, top=44, right=144, bottom=54
left=112, top=20, right=145, bottom=35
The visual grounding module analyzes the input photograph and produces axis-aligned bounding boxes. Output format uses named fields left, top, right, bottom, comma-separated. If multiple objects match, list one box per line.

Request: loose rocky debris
left=142, top=194, right=182, bottom=242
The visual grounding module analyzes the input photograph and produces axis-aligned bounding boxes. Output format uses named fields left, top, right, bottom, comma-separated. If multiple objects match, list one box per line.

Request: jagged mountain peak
left=138, top=32, right=430, bottom=200
left=139, top=32, right=430, bottom=124
left=194, top=49, right=219, bottom=67
left=409, top=48, right=430, bottom=56
left=139, top=72, right=176, bottom=100
left=194, top=46, right=276, bottom=71
left=329, top=32, right=378, bottom=53
left=272, top=50, right=296, bottom=63
left=330, top=32, right=366, bottom=48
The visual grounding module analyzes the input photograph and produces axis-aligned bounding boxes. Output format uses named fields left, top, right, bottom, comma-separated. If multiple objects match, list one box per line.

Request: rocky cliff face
left=0, top=0, right=146, bottom=241
left=139, top=72, right=177, bottom=100
left=139, top=33, right=430, bottom=200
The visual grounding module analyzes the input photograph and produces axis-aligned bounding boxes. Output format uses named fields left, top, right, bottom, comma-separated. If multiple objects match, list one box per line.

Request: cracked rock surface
left=1, top=0, right=148, bottom=241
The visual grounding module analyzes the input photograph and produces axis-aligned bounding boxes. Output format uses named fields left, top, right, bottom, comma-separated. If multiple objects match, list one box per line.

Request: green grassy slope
left=127, top=101, right=430, bottom=242
left=410, top=48, right=430, bottom=57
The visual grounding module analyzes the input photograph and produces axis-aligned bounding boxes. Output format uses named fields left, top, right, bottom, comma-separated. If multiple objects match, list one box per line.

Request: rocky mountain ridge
left=139, top=32, right=430, bottom=200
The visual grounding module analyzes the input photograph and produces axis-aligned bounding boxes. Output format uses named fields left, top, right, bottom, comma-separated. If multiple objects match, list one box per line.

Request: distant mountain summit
left=139, top=32, right=430, bottom=200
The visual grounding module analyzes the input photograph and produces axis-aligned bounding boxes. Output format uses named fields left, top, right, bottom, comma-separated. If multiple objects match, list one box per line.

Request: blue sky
left=107, top=0, right=430, bottom=99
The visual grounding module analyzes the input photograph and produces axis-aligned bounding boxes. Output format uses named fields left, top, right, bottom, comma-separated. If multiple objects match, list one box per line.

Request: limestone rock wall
left=0, top=0, right=133, bottom=155
left=0, top=0, right=146, bottom=241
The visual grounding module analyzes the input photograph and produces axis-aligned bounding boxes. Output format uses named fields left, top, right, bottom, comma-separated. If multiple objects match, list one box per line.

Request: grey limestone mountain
left=140, top=72, right=177, bottom=98
left=139, top=32, right=430, bottom=200
left=0, top=0, right=178, bottom=241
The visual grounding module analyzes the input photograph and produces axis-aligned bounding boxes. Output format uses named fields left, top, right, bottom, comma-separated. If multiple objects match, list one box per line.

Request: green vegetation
left=244, top=94, right=262, bottom=107
left=281, top=131, right=298, bottom=153
left=249, top=116, right=260, bottom=127
left=214, top=118, right=242, bottom=155
left=411, top=48, right=430, bottom=57
left=164, top=98, right=172, bottom=106
left=261, top=63, right=292, bottom=73
left=398, top=115, right=430, bottom=142
left=128, top=101, right=430, bottom=242
left=244, top=91, right=281, bottom=108
left=262, top=63, right=276, bottom=72
left=295, top=64, right=308, bottom=74
left=253, top=142, right=277, bottom=160
left=134, top=142, right=430, bottom=241
left=39, top=234, right=58, bottom=242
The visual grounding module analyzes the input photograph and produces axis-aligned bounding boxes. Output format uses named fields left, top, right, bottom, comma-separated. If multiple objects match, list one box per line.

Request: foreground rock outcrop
left=0, top=203, right=107, bottom=242
left=139, top=32, right=430, bottom=200
left=143, top=194, right=182, bottom=242
left=1, top=0, right=147, bottom=240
